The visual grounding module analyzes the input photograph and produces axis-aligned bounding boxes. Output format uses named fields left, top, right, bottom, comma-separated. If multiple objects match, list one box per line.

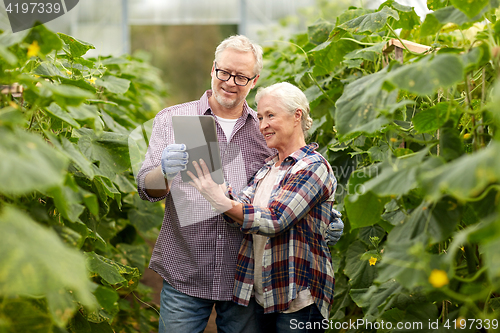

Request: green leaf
left=388, top=199, right=462, bottom=245
left=427, top=0, right=448, bottom=10
left=335, top=69, right=396, bottom=139
left=51, top=135, right=95, bottom=179
left=45, top=103, right=81, bottom=128
left=386, top=54, right=464, bottom=95
left=47, top=83, right=95, bottom=107
left=413, top=102, right=459, bottom=133
left=345, top=165, right=391, bottom=229
left=336, top=8, right=372, bottom=26
left=344, top=241, right=378, bottom=288
left=67, top=104, right=103, bottom=132
left=308, top=19, right=334, bottom=45
left=1, top=299, right=53, bottom=333
left=480, top=219, right=500, bottom=284
left=0, top=127, right=68, bottom=195
left=432, top=5, right=485, bottom=26
left=96, top=76, right=131, bottom=94
left=386, top=303, right=439, bottom=332
left=33, top=62, right=66, bottom=78
left=58, top=33, right=95, bottom=58
left=0, top=207, right=95, bottom=326
left=460, top=45, right=487, bottom=72
left=49, top=187, right=85, bottom=223
left=115, top=243, right=148, bottom=274
left=94, top=176, right=122, bottom=208
left=362, top=149, right=429, bottom=197
left=76, top=128, right=131, bottom=180
left=420, top=12, right=443, bottom=37
left=84, top=252, right=140, bottom=290
left=439, top=121, right=464, bottom=162
left=0, top=44, right=18, bottom=65
left=0, top=106, right=24, bottom=126
left=24, top=24, right=63, bottom=55
left=384, top=0, right=421, bottom=31
left=350, top=279, right=404, bottom=320
left=310, top=38, right=360, bottom=76
left=127, top=194, right=164, bottom=234
left=345, top=191, right=390, bottom=230
left=89, top=321, right=115, bottom=333
left=339, top=6, right=400, bottom=33
left=420, top=142, right=500, bottom=201
left=376, top=237, right=431, bottom=289
left=85, top=252, right=127, bottom=285
left=344, top=42, right=385, bottom=62
left=59, top=77, right=97, bottom=93
left=93, top=285, right=119, bottom=319
left=451, top=0, right=489, bottom=19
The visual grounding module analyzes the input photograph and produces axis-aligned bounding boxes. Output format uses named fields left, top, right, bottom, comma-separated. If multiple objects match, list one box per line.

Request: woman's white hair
left=255, top=82, right=313, bottom=135
left=215, top=35, right=263, bottom=76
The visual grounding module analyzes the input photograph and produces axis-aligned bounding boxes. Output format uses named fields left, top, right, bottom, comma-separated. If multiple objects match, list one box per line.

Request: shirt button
left=218, top=234, right=222, bottom=239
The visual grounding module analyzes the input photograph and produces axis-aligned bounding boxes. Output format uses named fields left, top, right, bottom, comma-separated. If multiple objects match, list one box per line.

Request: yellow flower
left=455, top=317, right=466, bottom=329
left=87, top=77, right=96, bottom=85
left=429, top=269, right=449, bottom=288
left=390, top=138, right=398, bottom=142
left=27, top=41, right=40, bottom=58
left=66, top=70, right=72, bottom=75
left=463, top=133, right=471, bottom=139
left=369, top=257, right=377, bottom=266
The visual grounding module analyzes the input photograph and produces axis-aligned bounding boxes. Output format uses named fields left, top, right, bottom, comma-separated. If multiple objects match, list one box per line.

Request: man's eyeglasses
left=214, top=63, right=257, bottom=87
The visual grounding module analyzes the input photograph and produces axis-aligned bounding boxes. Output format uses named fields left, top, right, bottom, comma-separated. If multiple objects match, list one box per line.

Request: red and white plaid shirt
left=137, top=90, right=274, bottom=300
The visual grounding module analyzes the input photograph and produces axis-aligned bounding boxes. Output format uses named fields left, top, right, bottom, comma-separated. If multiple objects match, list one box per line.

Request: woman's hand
left=187, top=159, right=233, bottom=213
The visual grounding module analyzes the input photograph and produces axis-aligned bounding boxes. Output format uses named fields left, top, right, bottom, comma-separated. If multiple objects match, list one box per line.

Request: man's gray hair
left=215, top=35, right=263, bottom=76
left=255, top=82, right=313, bottom=135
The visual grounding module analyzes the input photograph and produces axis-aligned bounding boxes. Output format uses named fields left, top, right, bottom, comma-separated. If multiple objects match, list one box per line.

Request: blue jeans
left=255, top=303, right=325, bottom=333
left=159, top=280, right=258, bottom=333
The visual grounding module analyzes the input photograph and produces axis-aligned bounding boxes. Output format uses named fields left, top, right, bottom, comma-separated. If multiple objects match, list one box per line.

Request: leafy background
left=1, top=0, right=500, bottom=332
left=1, top=25, right=165, bottom=333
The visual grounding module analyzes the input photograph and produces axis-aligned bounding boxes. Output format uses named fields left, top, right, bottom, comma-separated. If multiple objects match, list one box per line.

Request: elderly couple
left=137, top=35, right=343, bottom=333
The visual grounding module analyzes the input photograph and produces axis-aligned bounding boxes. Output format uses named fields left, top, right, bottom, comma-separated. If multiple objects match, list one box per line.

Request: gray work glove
left=325, top=209, right=344, bottom=246
left=160, top=144, right=188, bottom=180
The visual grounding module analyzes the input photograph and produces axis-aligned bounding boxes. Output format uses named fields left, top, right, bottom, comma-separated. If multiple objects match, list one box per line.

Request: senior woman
left=188, top=82, right=338, bottom=333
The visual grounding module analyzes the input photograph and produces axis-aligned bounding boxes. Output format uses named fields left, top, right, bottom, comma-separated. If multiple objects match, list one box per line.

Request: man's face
left=210, top=48, right=258, bottom=111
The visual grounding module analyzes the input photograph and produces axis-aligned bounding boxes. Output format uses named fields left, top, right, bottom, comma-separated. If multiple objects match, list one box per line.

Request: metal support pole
left=239, top=0, right=247, bottom=36
left=122, top=0, right=130, bottom=54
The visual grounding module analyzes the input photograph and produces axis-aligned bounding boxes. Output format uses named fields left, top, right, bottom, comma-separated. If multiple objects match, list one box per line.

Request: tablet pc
left=172, top=115, right=225, bottom=184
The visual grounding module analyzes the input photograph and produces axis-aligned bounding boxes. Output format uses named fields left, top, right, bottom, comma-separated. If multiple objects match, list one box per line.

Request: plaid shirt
left=137, top=90, right=274, bottom=300
left=225, top=143, right=336, bottom=319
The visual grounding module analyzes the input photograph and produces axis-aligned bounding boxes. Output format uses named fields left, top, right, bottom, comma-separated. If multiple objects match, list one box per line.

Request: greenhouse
left=0, top=0, right=499, bottom=332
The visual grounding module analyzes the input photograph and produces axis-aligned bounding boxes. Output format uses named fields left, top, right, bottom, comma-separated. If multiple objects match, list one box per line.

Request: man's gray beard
left=213, top=89, right=239, bottom=109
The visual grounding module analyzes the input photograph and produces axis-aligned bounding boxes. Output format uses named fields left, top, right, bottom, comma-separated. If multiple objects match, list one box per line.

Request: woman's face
left=257, top=94, right=301, bottom=153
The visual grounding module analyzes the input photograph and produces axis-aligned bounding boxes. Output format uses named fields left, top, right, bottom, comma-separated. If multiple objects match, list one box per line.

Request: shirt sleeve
left=240, top=160, right=333, bottom=237
left=136, top=112, right=169, bottom=203
left=222, top=175, right=257, bottom=227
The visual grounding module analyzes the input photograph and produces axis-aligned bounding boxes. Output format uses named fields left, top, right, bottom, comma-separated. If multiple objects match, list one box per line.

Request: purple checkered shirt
left=137, top=90, right=274, bottom=300
left=225, top=143, right=336, bottom=319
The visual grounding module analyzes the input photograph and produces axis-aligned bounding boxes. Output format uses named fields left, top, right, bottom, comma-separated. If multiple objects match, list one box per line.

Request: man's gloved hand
left=325, top=209, right=344, bottom=246
left=161, top=144, right=188, bottom=180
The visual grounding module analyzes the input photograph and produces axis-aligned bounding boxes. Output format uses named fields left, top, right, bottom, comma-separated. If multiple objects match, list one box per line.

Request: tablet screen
left=172, top=115, right=225, bottom=184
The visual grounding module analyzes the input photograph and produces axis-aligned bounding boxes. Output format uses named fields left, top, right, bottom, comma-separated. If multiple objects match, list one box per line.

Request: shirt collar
left=264, top=143, right=320, bottom=166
